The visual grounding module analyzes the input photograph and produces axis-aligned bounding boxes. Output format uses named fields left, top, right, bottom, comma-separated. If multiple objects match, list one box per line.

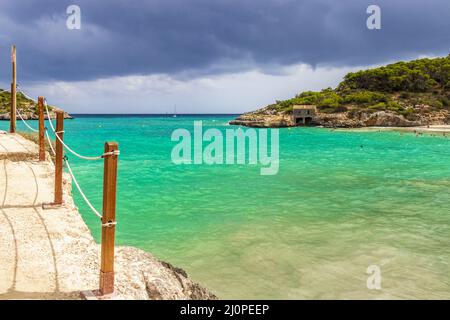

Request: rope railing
left=17, top=85, right=37, bottom=102
left=45, top=128, right=56, bottom=156
left=64, top=158, right=103, bottom=219
left=15, top=86, right=117, bottom=160
left=16, top=107, right=39, bottom=132
left=9, top=46, right=119, bottom=296
left=44, top=103, right=111, bottom=222
left=13, top=85, right=39, bottom=133
left=14, top=87, right=113, bottom=222
left=11, top=85, right=110, bottom=224
left=44, top=99, right=118, bottom=160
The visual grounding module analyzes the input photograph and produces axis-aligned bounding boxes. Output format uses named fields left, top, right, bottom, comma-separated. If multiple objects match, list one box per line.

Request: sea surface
left=3, top=114, right=450, bottom=299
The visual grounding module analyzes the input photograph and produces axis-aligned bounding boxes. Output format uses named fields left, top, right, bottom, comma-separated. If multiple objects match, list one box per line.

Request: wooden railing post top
left=105, top=142, right=119, bottom=149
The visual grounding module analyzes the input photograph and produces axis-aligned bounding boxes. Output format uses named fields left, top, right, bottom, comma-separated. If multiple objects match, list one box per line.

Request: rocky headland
left=230, top=105, right=450, bottom=128
left=0, top=88, right=73, bottom=120
left=230, top=55, right=450, bottom=128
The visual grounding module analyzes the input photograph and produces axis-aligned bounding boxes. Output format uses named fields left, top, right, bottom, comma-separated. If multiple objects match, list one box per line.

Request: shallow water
left=4, top=115, right=450, bottom=299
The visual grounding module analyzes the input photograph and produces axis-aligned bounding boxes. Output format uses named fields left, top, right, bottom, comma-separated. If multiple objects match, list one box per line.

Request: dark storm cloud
left=0, top=0, right=449, bottom=81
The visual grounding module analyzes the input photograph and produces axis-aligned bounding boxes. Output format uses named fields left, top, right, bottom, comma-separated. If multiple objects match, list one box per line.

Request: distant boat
left=173, top=105, right=177, bottom=118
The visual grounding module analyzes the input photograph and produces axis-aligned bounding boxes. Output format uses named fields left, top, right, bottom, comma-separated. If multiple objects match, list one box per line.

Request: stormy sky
left=0, top=0, right=449, bottom=113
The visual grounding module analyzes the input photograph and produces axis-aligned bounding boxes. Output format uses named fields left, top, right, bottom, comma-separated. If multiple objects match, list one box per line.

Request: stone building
left=292, top=105, right=316, bottom=125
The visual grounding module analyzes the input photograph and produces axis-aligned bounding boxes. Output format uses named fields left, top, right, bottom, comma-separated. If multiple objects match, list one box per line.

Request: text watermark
left=171, top=121, right=279, bottom=175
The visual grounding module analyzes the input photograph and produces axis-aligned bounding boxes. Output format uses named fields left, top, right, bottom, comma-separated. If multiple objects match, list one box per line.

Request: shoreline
left=332, top=125, right=450, bottom=135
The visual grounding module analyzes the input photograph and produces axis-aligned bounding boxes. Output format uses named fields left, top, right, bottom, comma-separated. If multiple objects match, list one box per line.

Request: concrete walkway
left=0, top=133, right=39, bottom=161
left=0, top=133, right=98, bottom=299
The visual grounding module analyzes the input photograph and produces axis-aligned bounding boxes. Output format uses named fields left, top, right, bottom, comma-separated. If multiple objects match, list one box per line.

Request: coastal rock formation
left=230, top=106, right=450, bottom=128
left=0, top=88, right=73, bottom=120
left=0, top=110, right=73, bottom=120
left=229, top=111, right=293, bottom=128
left=230, top=55, right=450, bottom=129
left=114, top=247, right=217, bottom=299
left=316, top=110, right=423, bottom=128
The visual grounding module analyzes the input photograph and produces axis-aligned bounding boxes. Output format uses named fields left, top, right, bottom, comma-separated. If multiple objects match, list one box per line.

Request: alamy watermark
left=366, top=5, right=381, bottom=30
left=171, top=121, right=279, bottom=175
left=66, top=5, right=81, bottom=30
left=366, top=265, right=382, bottom=290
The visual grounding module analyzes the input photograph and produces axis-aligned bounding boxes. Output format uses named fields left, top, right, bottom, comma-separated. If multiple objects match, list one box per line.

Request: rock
left=0, top=111, right=73, bottom=120
left=361, top=111, right=420, bottom=127
left=230, top=106, right=449, bottom=128
left=114, top=246, right=218, bottom=300
left=229, top=112, right=294, bottom=128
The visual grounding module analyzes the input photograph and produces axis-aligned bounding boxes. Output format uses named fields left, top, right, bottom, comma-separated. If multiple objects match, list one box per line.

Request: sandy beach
left=334, top=125, right=450, bottom=136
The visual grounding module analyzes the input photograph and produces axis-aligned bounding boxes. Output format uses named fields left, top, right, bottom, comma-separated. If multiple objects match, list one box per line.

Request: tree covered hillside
left=270, top=55, right=450, bottom=119
left=0, top=89, right=59, bottom=119
left=0, top=89, right=38, bottom=114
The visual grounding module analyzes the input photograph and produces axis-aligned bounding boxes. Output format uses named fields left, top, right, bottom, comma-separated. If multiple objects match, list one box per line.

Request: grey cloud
left=0, top=0, right=449, bottom=82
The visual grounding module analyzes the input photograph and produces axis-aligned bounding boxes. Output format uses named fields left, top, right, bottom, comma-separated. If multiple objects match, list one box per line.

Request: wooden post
left=54, top=110, right=64, bottom=205
left=38, top=97, right=45, bottom=161
left=99, top=142, right=119, bottom=295
left=10, top=45, right=17, bottom=133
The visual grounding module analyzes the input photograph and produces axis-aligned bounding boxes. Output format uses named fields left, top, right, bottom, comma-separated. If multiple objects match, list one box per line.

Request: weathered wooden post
left=10, top=45, right=17, bottom=133
left=54, top=110, right=64, bottom=205
left=38, top=97, right=45, bottom=161
left=99, top=142, right=119, bottom=296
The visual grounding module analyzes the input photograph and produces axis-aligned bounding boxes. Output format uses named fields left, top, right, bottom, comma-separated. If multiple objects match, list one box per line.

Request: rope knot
left=102, top=221, right=117, bottom=228
left=102, top=150, right=120, bottom=158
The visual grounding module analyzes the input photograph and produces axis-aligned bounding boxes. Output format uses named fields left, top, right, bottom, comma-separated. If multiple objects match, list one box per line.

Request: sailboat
left=173, top=105, right=177, bottom=118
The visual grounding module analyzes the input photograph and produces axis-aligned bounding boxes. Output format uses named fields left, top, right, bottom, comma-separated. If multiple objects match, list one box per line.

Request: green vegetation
left=0, top=89, right=55, bottom=116
left=0, top=89, right=37, bottom=114
left=268, top=55, right=450, bottom=115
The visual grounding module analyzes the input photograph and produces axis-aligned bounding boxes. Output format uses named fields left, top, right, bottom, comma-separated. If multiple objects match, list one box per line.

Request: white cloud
left=11, top=63, right=369, bottom=114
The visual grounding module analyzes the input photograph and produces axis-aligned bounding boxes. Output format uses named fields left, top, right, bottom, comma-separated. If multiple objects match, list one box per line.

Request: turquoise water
left=4, top=115, right=450, bottom=299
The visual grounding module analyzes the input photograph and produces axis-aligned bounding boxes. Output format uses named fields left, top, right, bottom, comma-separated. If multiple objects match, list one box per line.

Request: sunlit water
left=4, top=115, right=450, bottom=299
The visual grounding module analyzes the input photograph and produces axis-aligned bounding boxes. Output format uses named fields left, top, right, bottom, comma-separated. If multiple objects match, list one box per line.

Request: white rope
left=44, top=100, right=117, bottom=160
left=45, top=128, right=56, bottom=156
left=13, top=85, right=39, bottom=133
left=17, top=89, right=37, bottom=103
left=44, top=100, right=56, bottom=131
left=16, top=108, right=39, bottom=132
left=65, top=158, right=102, bottom=219
left=17, top=87, right=117, bottom=227
left=102, top=221, right=117, bottom=228
left=15, top=86, right=56, bottom=156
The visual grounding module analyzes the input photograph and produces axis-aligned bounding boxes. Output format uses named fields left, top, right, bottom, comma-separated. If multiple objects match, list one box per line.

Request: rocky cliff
left=230, top=105, right=450, bottom=128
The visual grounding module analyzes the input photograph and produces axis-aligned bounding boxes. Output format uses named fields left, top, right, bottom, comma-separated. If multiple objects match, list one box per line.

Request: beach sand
left=334, top=125, right=450, bottom=136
